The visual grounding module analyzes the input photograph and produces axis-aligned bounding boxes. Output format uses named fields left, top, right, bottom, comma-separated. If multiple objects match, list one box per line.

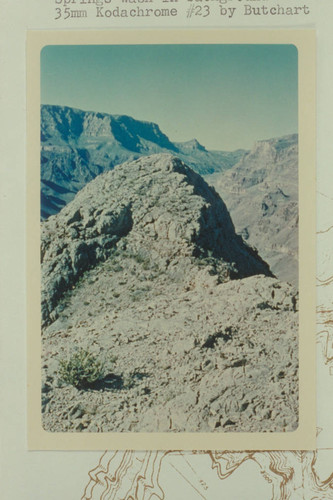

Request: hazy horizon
left=41, top=44, right=298, bottom=151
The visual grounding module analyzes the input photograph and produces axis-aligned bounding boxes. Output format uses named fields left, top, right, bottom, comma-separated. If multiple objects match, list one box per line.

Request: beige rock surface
left=41, top=154, right=298, bottom=433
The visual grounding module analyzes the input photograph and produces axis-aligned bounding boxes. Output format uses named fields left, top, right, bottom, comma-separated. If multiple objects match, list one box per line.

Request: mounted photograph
left=27, top=29, right=316, bottom=450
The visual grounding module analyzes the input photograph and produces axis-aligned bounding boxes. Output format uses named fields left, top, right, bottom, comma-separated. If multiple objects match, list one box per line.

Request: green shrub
left=58, top=349, right=105, bottom=389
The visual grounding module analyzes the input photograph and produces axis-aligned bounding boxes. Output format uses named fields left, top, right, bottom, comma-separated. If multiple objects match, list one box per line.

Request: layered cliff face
left=41, top=154, right=298, bottom=434
left=207, top=135, right=298, bottom=285
left=41, top=105, right=244, bottom=219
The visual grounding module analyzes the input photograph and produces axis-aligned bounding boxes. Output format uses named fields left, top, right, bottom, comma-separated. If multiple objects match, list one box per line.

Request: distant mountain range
left=41, top=105, right=245, bottom=219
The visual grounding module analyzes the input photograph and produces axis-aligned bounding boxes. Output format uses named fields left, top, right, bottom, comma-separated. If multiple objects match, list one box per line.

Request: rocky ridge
left=41, top=154, right=271, bottom=327
left=41, top=154, right=298, bottom=433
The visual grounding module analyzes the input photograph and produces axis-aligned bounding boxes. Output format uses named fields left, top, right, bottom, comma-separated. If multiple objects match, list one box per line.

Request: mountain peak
left=41, top=154, right=272, bottom=326
left=176, top=138, right=207, bottom=152
left=41, top=104, right=178, bottom=152
left=251, top=133, right=298, bottom=158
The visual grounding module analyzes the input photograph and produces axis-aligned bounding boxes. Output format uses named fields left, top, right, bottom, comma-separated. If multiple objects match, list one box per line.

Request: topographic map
left=78, top=191, right=333, bottom=499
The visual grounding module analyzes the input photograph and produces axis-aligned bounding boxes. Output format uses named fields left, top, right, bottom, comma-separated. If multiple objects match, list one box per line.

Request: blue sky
left=41, top=44, right=298, bottom=151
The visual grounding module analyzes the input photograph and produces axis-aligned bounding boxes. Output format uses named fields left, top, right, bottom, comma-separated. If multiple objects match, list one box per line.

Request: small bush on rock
left=58, top=349, right=105, bottom=389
